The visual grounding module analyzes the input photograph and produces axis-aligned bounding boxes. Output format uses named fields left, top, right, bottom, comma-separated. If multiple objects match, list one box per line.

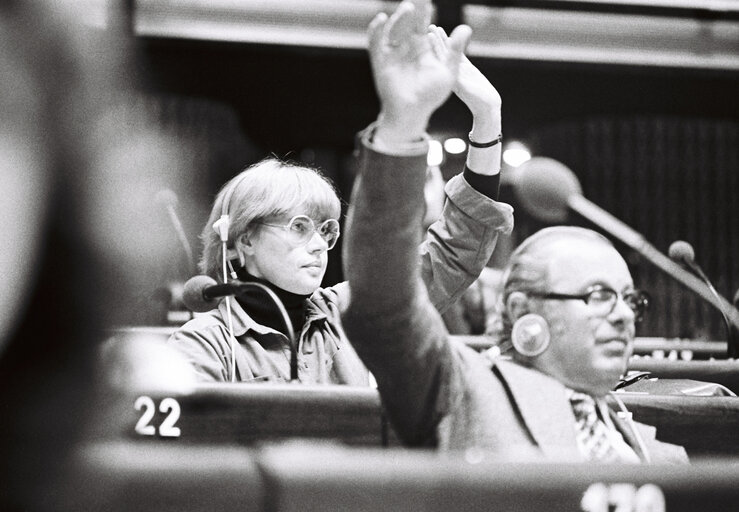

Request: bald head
left=502, top=227, right=637, bottom=396
left=502, top=227, right=615, bottom=299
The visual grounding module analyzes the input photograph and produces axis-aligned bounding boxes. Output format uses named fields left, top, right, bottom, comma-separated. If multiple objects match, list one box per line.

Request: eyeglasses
left=258, top=215, right=341, bottom=250
left=526, top=285, right=650, bottom=323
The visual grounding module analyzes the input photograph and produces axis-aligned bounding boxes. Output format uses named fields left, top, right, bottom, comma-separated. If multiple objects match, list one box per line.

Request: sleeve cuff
left=463, top=166, right=500, bottom=200
left=445, top=174, right=514, bottom=236
left=359, top=122, right=429, bottom=157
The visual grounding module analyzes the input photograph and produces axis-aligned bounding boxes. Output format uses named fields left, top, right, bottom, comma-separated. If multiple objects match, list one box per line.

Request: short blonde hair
left=200, top=157, right=341, bottom=280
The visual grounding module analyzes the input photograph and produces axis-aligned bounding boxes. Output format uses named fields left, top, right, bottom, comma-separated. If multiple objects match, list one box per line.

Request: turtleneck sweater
left=234, top=268, right=311, bottom=340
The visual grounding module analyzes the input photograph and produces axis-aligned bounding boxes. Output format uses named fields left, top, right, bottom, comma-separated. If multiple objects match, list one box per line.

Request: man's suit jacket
left=492, top=359, right=689, bottom=464
left=342, top=136, right=688, bottom=465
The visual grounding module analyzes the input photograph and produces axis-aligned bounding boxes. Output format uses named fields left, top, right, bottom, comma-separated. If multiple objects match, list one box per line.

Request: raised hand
left=428, top=23, right=501, bottom=175
left=368, top=0, right=472, bottom=142
left=428, top=24, right=501, bottom=119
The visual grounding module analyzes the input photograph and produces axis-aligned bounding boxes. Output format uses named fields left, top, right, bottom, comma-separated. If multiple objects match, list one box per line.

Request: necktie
left=568, top=391, right=620, bottom=463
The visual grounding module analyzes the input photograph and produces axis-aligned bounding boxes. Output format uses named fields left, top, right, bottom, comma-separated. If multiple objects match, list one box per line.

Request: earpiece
left=215, top=170, right=251, bottom=246
left=511, top=313, right=551, bottom=357
left=212, top=215, right=230, bottom=242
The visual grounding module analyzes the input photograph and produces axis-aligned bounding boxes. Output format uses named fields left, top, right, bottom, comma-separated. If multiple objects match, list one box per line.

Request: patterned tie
left=568, top=391, right=620, bottom=463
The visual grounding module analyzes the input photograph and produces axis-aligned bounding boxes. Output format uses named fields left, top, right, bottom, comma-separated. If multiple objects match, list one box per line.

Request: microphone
left=669, top=240, right=737, bottom=358
left=182, top=275, right=241, bottom=313
left=513, top=157, right=739, bottom=340
left=156, top=189, right=195, bottom=274
left=182, top=275, right=299, bottom=379
left=668, top=241, right=703, bottom=281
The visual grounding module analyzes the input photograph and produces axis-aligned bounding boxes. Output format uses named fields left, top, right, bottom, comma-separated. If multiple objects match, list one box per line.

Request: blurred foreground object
left=0, top=1, right=189, bottom=509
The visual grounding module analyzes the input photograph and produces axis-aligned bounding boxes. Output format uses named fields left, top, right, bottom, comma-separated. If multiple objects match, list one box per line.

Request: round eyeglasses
left=258, top=215, right=341, bottom=250
left=527, top=285, right=650, bottom=323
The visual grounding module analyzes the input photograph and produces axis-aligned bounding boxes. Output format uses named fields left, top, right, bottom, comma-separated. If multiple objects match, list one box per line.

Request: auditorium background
left=1, top=1, right=738, bottom=511
left=121, top=0, right=739, bottom=342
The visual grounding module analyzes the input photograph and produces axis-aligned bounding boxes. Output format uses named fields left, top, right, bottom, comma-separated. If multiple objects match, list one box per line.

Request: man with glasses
left=342, top=0, right=688, bottom=463
left=489, top=227, right=687, bottom=462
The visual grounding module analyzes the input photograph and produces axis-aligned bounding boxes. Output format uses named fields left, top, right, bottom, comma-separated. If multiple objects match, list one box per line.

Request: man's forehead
left=543, top=238, right=633, bottom=290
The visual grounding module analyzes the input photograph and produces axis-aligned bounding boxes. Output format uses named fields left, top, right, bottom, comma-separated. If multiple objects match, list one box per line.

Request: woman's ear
left=505, top=291, right=531, bottom=322
left=235, top=232, right=255, bottom=261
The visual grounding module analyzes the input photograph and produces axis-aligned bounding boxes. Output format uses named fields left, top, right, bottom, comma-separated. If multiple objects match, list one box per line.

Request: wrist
left=469, top=109, right=502, bottom=142
left=468, top=132, right=502, bottom=150
left=365, top=120, right=429, bottom=157
left=375, top=112, right=429, bottom=144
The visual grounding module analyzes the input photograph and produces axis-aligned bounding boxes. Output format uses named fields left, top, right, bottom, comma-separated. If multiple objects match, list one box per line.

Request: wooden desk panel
left=258, top=444, right=739, bottom=512
left=124, top=384, right=390, bottom=447
left=122, top=383, right=737, bottom=459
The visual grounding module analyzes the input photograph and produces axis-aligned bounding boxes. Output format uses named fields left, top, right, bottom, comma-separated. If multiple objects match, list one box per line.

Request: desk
left=124, top=383, right=391, bottom=446
left=615, top=393, right=739, bottom=457
left=122, top=384, right=737, bottom=458
left=111, top=328, right=729, bottom=358
left=258, top=444, right=739, bottom=512
left=59, top=441, right=739, bottom=512
left=449, top=335, right=729, bottom=358
left=627, top=359, right=739, bottom=394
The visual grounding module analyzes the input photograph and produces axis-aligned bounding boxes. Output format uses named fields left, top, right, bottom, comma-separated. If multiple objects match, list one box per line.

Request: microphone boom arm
left=567, top=194, right=739, bottom=333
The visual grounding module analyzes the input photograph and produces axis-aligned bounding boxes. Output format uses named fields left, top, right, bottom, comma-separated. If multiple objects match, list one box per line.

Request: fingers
left=368, top=12, right=388, bottom=58
left=430, top=24, right=449, bottom=43
left=427, top=25, right=446, bottom=58
left=408, top=0, right=433, bottom=34
left=385, top=1, right=417, bottom=47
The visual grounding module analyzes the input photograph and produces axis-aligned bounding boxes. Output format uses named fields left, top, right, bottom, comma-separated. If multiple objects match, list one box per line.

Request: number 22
left=134, top=396, right=181, bottom=437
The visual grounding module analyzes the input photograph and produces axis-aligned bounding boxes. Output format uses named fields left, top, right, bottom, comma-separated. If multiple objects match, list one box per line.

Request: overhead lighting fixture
left=427, top=140, right=444, bottom=167
left=443, top=137, right=466, bottom=155
left=503, top=141, right=531, bottom=168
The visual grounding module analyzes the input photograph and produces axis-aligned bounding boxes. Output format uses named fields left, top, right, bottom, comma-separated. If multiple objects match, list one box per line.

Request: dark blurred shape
left=513, top=156, right=581, bottom=223
left=0, top=1, right=190, bottom=509
left=0, top=2, right=109, bottom=508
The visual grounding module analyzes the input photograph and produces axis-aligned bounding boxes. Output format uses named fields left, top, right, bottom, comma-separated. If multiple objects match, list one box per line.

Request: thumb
left=446, top=24, right=472, bottom=56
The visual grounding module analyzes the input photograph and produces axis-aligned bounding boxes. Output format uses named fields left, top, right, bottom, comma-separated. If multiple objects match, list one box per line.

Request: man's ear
left=505, top=291, right=531, bottom=322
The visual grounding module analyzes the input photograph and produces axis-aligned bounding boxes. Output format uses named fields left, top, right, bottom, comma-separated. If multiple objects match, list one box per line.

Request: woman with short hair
left=169, top=16, right=511, bottom=385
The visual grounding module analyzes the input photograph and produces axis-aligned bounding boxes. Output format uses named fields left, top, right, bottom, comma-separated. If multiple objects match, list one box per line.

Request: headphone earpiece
left=511, top=313, right=551, bottom=357
left=212, top=215, right=230, bottom=242
left=216, top=170, right=252, bottom=245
